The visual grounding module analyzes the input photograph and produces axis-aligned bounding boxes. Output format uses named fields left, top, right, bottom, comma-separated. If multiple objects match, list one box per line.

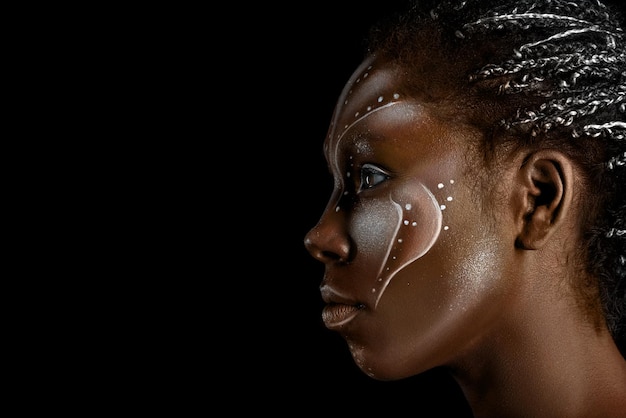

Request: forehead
left=326, top=56, right=406, bottom=151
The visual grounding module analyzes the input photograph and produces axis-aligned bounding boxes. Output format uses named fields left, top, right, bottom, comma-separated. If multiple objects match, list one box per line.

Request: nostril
left=306, top=241, right=350, bottom=264
left=320, top=250, right=343, bottom=262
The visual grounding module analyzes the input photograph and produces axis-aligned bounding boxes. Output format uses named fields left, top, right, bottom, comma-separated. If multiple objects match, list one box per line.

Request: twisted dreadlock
left=367, top=0, right=625, bottom=353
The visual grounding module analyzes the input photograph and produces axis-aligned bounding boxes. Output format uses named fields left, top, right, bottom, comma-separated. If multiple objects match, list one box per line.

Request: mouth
left=319, top=284, right=365, bottom=329
left=322, top=303, right=363, bottom=329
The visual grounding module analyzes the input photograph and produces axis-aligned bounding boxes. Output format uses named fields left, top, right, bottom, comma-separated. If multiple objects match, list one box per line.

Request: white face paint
left=325, top=56, right=444, bottom=308
left=306, top=56, right=509, bottom=381
left=349, top=180, right=442, bottom=308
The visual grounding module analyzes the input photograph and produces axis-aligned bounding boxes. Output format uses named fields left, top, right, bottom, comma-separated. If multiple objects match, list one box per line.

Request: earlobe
left=514, top=150, right=574, bottom=250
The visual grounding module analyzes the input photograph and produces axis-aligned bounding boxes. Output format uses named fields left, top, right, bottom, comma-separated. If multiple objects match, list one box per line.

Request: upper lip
left=320, top=283, right=359, bottom=306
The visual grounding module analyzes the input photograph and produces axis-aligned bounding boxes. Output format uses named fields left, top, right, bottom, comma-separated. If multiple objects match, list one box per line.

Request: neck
left=448, top=280, right=626, bottom=418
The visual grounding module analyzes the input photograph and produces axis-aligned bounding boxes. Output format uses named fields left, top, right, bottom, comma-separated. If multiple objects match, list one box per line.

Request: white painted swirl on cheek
left=373, top=182, right=442, bottom=307
left=348, top=181, right=443, bottom=309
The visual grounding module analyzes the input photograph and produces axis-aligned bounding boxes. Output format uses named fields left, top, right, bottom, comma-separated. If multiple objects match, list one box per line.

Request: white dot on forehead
left=438, top=183, right=444, bottom=189
left=377, top=96, right=383, bottom=102
left=405, top=203, right=412, bottom=210
left=393, top=93, right=400, bottom=99
left=344, top=90, right=353, bottom=105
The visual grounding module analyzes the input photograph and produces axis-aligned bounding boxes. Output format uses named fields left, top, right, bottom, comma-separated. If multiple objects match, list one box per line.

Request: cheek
left=381, top=202, right=510, bottom=338
left=349, top=181, right=442, bottom=307
left=355, top=242, right=507, bottom=380
left=440, top=233, right=513, bottom=325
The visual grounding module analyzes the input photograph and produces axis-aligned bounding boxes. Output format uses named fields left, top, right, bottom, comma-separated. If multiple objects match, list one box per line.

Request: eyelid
left=358, top=163, right=391, bottom=192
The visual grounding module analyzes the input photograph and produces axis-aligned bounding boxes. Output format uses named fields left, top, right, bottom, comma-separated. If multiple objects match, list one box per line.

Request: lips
left=319, top=284, right=363, bottom=329
left=322, top=303, right=361, bottom=329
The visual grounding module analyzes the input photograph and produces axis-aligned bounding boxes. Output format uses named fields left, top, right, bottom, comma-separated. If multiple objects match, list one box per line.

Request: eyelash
left=358, top=163, right=390, bottom=192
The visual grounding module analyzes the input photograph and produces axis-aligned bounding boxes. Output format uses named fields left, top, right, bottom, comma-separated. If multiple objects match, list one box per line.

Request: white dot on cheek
left=438, top=183, right=444, bottom=189
left=405, top=204, right=412, bottom=210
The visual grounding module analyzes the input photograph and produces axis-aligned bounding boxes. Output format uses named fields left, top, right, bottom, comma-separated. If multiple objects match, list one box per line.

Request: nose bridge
left=304, top=193, right=351, bottom=263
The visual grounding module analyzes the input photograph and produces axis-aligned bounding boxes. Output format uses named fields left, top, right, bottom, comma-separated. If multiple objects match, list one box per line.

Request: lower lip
left=322, top=304, right=361, bottom=329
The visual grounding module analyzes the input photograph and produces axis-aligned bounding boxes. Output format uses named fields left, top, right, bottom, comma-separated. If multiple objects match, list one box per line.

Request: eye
left=359, top=163, right=389, bottom=192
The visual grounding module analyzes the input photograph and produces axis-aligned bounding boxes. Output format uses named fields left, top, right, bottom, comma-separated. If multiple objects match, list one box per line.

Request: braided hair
left=366, top=0, right=625, bottom=353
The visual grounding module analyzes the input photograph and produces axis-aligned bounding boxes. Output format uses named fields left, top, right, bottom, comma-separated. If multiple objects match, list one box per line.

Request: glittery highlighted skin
left=357, top=184, right=442, bottom=308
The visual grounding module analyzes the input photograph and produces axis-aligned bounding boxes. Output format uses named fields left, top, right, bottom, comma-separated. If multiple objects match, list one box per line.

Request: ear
left=514, top=150, right=574, bottom=250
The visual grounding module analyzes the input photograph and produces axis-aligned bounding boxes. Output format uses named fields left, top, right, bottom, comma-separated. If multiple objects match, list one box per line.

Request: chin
left=348, top=340, right=430, bottom=381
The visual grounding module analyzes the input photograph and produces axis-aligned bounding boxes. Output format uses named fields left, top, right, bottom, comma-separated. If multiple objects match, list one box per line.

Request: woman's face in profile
left=305, top=57, right=519, bottom=380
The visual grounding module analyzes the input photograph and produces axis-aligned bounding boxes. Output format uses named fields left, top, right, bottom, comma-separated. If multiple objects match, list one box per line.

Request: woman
left=304, top=0, right=626, bottom=416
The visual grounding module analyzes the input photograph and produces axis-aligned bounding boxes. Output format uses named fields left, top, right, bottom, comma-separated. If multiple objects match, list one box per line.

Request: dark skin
left=304, top=55, right=626, bottom=417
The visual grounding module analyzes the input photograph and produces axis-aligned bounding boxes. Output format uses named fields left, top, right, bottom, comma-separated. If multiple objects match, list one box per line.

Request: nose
left=304, top=217, right=351, bottom=264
